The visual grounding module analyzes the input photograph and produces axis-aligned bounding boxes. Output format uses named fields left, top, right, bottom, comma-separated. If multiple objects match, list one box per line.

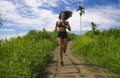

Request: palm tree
left=91, top=22, right=97, bottom=34
left=77, top=6, right=85, bottom=34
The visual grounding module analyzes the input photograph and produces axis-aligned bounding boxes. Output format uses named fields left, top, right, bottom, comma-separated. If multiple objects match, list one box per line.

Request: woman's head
left=59, top=10, right=73, bottom=20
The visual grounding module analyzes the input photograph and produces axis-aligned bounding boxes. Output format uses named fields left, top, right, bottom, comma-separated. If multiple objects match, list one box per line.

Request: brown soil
left=40, top=41, right=119, bottom=78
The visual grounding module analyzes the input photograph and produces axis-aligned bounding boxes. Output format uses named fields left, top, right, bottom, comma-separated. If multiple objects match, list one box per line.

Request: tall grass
left=0, top=29, right=76, bottom=78
left=73, top=28, right=120, bottom=74
left=0, top=29, right=56, bottom=78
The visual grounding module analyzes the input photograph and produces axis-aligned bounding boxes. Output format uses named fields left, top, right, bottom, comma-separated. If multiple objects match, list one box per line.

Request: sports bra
left=57, top=21, right=67, bottom=28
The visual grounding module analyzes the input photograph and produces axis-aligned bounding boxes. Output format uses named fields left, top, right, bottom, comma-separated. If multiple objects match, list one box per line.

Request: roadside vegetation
left=73, top=27, right=120, bottom=75
left=0, top=29, right=75, bottom=78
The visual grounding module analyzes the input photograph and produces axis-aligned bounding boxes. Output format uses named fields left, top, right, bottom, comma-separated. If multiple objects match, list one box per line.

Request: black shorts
left=57, top=31, right=67, bottom=39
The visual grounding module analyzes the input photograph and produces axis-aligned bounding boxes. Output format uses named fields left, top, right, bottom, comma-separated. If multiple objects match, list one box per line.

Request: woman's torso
left=57, top=21, right=67, bottom=32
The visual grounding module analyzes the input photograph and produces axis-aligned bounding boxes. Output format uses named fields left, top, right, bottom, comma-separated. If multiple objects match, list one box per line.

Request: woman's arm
left=54, top=21, right=58, bottom=31
left=65, top=21, right=71, bottom=31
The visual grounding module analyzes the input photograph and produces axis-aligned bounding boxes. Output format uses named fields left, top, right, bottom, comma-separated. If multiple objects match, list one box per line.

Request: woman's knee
left=59, top=45, right=62, bottom=49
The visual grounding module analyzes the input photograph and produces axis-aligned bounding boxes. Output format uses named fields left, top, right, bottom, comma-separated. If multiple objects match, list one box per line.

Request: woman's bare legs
left=57, top=37, right=68, bottom=66
left=63, top=38, right=67, bottom=53
left=57, top=37, right=63, bottom=62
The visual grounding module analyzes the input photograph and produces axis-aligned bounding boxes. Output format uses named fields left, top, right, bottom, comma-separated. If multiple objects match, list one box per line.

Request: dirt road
left=41, top=41, right=119, bottom=78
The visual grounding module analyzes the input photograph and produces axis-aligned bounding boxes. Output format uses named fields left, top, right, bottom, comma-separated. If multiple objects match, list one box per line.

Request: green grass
left=80, top=72, right=87, bottom=78
left=0, top=29, right=76, bottom=78
left=0, top=30, right=56, bottom=78
left=73, top=28, right=120, bottom=75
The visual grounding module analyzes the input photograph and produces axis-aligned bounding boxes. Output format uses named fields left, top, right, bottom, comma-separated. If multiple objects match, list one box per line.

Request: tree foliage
left=76, top=6, right=85, bottom=16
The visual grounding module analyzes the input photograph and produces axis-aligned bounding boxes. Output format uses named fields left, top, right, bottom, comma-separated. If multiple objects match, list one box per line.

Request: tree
left=77, top=6, right=85, bottom=34
left=91, top=22, right=97, bottom=34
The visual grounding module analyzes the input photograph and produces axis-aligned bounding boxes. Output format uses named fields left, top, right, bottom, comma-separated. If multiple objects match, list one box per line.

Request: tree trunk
left=80, top=16, right=82, bottom=34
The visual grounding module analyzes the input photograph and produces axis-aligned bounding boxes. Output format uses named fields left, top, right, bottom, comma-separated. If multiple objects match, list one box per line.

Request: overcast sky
left=0, top=0, right=120, bottom=39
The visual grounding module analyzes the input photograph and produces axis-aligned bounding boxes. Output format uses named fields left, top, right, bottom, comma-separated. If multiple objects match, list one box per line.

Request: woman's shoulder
left=65, top=20, right=69, bottom=24
left=56, top=20, right=61, bottom=24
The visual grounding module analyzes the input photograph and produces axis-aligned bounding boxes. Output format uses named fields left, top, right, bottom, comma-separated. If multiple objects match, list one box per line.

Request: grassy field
left=2, top=27, right=120, bottom=77
left=0, top=29, right=75, bottom=78
left=73, top=28, right=120, bottom=74
left=0, top=30, right=56, bottom=78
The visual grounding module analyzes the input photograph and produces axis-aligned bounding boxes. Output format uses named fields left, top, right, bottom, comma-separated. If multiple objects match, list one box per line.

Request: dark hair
left=59, top=10, right=73, bottom=20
